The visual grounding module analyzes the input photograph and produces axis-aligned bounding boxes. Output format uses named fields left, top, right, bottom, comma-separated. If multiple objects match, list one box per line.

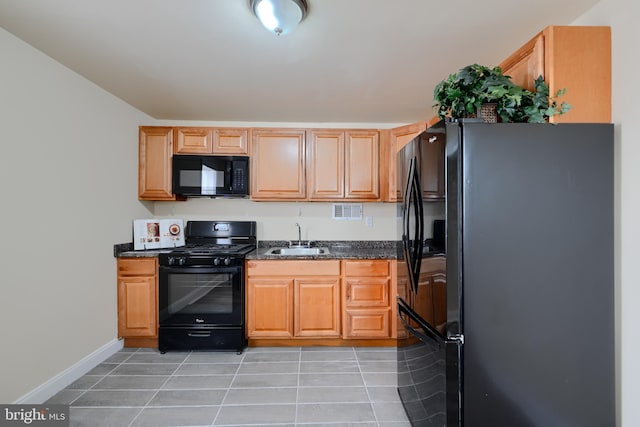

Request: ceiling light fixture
left=250, top=0, right=308, bottom=36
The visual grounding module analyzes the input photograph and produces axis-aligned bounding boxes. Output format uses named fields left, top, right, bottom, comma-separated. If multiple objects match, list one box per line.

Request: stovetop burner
left=159, top=220, right=257, bottom=267
left=167, top=243, right=255, bottom=256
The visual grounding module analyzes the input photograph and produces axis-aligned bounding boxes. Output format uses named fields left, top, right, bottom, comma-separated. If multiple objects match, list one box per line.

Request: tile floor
left=46, top=346, right=410, bottom=426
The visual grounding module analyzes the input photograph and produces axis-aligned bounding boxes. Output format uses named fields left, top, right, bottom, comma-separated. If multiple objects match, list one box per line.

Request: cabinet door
left=382, top=122, right=427, bottom=202
left=414, top=271, right=435, bottom=327
left=138, top=127, right=175, bottom=200
left=174, top=127, right=213, bottom=154
left=499, top=26, right=611, bottom=123
left=213, top=128, right=249, bottom=155
left=246, top=278, right=294, bottom=337
left=500, top=33, right=545, bottom=91
left=117, top=258, right=157, bottom=338
left=345, top=130, right=379, bottom=199
left=421, top=132, right=445, bottom=199
left=308, top=130, right=345, bottom=199
left=543, top=26, right=611, bottom=123
left=295, top=277, right=341, bottom=337
left=251, top=129, right=306, bottom=200
left=432, top=272, right=447, bottom=333
left=118, top=276, right=157, bottom=337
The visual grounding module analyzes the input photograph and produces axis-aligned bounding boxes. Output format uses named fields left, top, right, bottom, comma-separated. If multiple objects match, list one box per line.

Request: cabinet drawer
left=344, top=308, right=390, bottom=338
left=247, top=260, right=340, bottom=276
left=344, top=260, right=389, bottom=277
left=345, top=277, right=390, bottom=307
left=118, top=258, right=157, bottom=276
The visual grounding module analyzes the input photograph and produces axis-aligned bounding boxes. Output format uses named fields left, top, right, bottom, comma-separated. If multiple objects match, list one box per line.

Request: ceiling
left=0, top=0, right=600, bottom=124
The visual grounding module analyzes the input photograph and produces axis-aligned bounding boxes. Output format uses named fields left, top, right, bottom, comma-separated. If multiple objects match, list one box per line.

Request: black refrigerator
left=396, top=120, right=614, bottom=427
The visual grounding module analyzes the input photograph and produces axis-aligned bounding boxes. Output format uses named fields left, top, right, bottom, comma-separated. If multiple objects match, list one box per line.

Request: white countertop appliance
left=133, top=219, right=185, bottom=250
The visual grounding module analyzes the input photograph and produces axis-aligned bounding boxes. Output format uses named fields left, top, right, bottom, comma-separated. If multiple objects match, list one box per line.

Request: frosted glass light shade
left=251, top=0, right=308, bottom=36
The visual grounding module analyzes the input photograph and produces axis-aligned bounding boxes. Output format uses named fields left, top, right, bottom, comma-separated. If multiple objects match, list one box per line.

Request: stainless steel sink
left=265, top=247, right=330, bottom=256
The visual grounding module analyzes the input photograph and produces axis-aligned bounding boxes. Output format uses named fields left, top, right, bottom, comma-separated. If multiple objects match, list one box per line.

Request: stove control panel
left=166, top=256, right=187, bottom=266
left=161, top=254, right=243, bottom=267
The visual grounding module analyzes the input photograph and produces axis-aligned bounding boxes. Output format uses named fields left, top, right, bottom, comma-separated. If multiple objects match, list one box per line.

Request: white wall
left=573, top=4, right=639, bottom=426
left=153, top=199, right=445, bottom=241
left=0, top=27, right=154, bottom=403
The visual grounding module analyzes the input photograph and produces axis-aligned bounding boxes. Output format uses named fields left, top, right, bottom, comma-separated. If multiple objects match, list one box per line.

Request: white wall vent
left=332, top=203, right=363, bottom=220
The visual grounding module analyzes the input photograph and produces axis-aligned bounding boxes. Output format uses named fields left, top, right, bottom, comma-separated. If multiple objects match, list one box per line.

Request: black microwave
left=172, top=155, right=249, bottom=197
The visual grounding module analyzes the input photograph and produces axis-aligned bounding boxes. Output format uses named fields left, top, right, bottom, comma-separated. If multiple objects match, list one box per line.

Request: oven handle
left=159, top=266, right=242, bottom=274
left=187, top=331, right=212, bottom=338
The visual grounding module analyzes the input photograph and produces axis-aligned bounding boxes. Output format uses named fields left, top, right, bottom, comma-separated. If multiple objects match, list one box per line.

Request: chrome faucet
left=295, top=223, right=302, bottom=247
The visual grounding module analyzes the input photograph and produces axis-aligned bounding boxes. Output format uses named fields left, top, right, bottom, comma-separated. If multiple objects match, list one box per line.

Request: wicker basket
left=478, top=103, right=498, bottom=123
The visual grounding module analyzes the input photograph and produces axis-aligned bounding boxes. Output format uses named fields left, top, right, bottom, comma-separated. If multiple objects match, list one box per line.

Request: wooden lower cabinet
left=343, top=260, right=394, bottom=339
left=246, top=260, right=341, bottom=338
left=246, top=278, right=294, bottom=337
left=246, top=259, right=396, bottom=343
left=117, top=258, right=158, bottom=347
left=344, top=309, right=390, bottom=339
left=295, top=277, right=341, bottom=337
left=415, top=256, right=447, bottom=335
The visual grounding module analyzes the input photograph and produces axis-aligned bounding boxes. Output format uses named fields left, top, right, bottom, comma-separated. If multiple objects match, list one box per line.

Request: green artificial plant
left=433, top=64, right=571, bottom=123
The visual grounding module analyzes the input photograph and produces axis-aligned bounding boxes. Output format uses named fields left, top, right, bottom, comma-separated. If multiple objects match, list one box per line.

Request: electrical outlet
left=365, top=216, right=373, bottom=227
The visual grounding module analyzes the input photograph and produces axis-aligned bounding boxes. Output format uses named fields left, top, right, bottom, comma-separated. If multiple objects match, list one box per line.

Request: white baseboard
left=13, top=338, right=124, bottom=404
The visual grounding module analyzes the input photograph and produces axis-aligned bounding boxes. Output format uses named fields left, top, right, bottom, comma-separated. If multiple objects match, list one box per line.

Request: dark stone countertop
left=114, top=242, right=174, bottom=258
left=246, top=240, right=398, bottom=260
left=115, top=240, right=399, bottom=259
left=112, top=241, right=449, bottom=261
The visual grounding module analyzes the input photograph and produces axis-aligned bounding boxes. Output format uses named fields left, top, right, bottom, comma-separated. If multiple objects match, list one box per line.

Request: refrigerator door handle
left=403, top=158, right=418, bottom=293
left=406, top=159, right=425, bottom=294
left=412, top=169, right=425, bottom=292
left=398, top=297, right=445, bottom=345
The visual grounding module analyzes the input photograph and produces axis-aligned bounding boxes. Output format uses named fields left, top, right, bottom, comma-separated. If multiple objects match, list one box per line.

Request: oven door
left=159, top=265, right=243, bottom=326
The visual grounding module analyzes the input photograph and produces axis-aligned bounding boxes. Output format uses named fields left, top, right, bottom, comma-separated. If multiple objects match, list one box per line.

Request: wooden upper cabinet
left=500, top=33, right=545, bottom=92
left=421, top=132, right=445, bottom=200
left=308, top=130, right=345, bottom=199
left=345, top=130, right=379, bottom=200
left=251, top=129, right=306, bottom=200
left=174, top=127, right=249, bottom=155
left=500, top=26, right=611, bottom=123
left=308, top=129, right=379, bottom=201
left=213, top=128, right=249, bottom=155
left=138, top=126, right=176, bottom=200
left=381, top=122, right=426, bottom=202
left=174, top=127, right=213, bottom=154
